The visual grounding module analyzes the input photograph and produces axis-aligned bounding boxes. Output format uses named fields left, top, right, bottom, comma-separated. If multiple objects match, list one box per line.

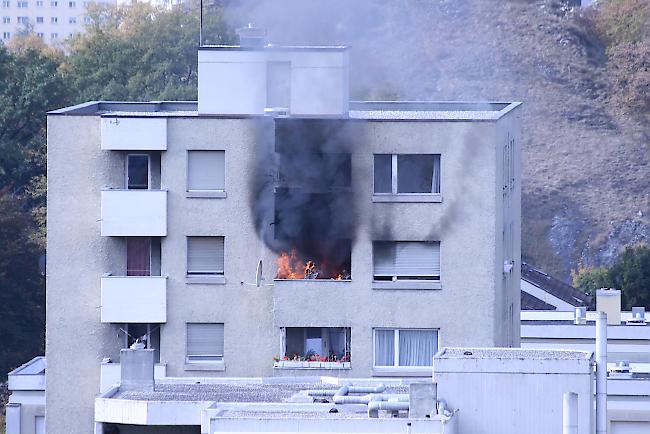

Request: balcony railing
left=100, top=276, right=167, bottom=323
left=101, top=189, right=167, bottom=236
left=100, top=117, right=167, bottom=150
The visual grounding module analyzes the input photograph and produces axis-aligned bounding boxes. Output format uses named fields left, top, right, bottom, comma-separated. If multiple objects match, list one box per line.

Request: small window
left=36, top=0, right=42, bottom=6
left=373, top=154, right=441, bottom=195
left=126, top=154, right=149, bottom=190
left=2, top=16, right=9, bottom=23
left=68, top=16, right=75, bottom=23
left=36, top=32, right=43, bottom=38
left=83, top=15, right=90, bottom=24
left=373, top=241, right=440, bottom=281
left=50, top=32, right=57, bottom=39
left=17, top=16, right=28, bottom=23
left=374, top=328, right=438, bottom=368
left=50, top=16, right=57, bottom=23
left=186, top=236, right=224, bottom=276
left=50, top=0, right=57, bottom=6
left=186, top=323, right=224, bottom=363
left=1, top=1, right=9, bottom=8
left=2, top=31, right=9, bottom=39
left=126, top=237, right=151, bottom=276
left=68, top=0, right=74, bottom=6
left=36, top=16, right=43, bottom=23
left=17, top=0, right=27, bottom=7
left=187, top=150, right=225, bottom=192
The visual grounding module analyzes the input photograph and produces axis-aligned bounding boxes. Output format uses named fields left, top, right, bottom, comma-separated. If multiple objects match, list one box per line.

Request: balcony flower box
left=273, top=360, right=351, bottom=370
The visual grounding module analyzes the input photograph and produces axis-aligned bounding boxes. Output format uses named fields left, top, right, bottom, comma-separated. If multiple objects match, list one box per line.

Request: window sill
left=186, top=190, right=227, bottom=198
left=273, top=361, right=351, bottom=370
left=184, top=361, right=225, bottom=371
left=185, top=275, right=226, bottom=285
left=372, top=367, right=432, bottom=377
left=372, top=281, right=441, bottom=290
left=372, top=194, right=442, bottom=203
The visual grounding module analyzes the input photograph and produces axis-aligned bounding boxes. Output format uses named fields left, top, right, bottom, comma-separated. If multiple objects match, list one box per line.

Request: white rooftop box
left=198, top=46, right=349, bottom=116
left=101, top=117, right=167, bottom=150
left=100, top=276, right=167, bottom=323
left=101, top=189, right=167, bottom=237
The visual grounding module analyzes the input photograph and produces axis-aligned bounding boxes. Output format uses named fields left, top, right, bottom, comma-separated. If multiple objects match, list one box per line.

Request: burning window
left=283, top=327, right=351, bottom=362
left=276, top=240, right=351, bottom=280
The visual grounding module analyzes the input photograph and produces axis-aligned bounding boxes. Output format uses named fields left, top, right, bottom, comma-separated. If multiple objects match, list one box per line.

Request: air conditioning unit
left=626, top=307, right=647, bottom=326
left=609, top=360, right=633, bottom=378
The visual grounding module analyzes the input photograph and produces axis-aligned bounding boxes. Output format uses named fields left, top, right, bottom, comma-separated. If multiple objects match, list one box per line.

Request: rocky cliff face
left=231, top=0, right=649, bottom=280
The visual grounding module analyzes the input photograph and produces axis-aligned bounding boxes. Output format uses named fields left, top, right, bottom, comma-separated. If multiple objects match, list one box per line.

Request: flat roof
left=48, top=100, right=522, bottom=121
left=436, top=347, right=592, bottom=360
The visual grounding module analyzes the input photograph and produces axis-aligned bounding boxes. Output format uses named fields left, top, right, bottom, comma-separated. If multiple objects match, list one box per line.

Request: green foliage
left=0, top=190, right=45, bottom=379
left=65, top=1, right=234, bottom=101
left=573, top=246, right=650, bottom=310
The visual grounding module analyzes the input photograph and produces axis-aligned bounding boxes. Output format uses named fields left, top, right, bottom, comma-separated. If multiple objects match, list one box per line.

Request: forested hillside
left=0, top=0, right=648, bottom=379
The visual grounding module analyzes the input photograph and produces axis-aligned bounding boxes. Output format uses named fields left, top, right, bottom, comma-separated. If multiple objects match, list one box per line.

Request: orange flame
left=276, top=250, right=350, bottom=280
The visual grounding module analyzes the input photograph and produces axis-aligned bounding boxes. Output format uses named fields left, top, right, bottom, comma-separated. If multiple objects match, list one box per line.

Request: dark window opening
left=284, top=327, right=351, bottom=362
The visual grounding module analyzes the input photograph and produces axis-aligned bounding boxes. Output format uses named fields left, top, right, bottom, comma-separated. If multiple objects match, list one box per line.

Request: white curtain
left=374, top=329, right=395, bottom=366
left=398, top=330, right=437, bottom=366
left=432, top=155, right=441, bottom=193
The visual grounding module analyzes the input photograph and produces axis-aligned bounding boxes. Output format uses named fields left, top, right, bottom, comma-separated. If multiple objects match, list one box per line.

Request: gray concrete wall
left=47, top=111, right=521, bottom=433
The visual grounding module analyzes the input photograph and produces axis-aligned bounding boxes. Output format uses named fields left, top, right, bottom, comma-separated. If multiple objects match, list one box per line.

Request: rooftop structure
left=5, top=357, right=46, bottom=434
left=520, top=261, right=591, bottom=311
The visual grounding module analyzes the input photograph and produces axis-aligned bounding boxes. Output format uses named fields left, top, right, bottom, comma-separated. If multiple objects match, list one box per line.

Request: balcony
left=101, top=189, right=167, bottom=236
left=100, top=116, right=167, bottom=150
left=100, top=276, right=167, bottom=323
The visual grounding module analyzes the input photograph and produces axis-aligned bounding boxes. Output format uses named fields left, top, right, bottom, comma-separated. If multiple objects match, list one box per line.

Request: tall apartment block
left=46, top=33, right=522, bottom=433
left=0, top=0, right=116, bottom=44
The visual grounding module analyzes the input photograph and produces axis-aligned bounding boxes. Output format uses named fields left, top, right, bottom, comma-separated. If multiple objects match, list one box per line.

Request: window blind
left=186, top=323, right=224, bottom=357
left=187, top=237, right=224, bottom=275
left=373, top=241, right=440, bottom=278
left=187, top=150, right=225, bottom=191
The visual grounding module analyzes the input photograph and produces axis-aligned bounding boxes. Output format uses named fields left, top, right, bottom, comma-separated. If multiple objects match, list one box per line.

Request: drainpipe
left=562, top=392, right=578, bottom=434
left=367, top=400, right=410, bottom=418
left=596, top=311, right=607, bottom=434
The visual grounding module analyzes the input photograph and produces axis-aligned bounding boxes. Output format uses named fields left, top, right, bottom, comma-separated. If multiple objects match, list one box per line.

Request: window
left=36, top=16, right=43, bottom=23
left=374, top=328, right=438, bottom=368
left=186, top=150, right=225, bottom=195
left=186, top=323, right=224, bottom=363
left=1, top=1, right=9, bottom=8
left=83, top=15, right=90, bottom=24
left=68, top=16, right=75, bottom=23
left=36, top=0, right=42, bottom=6
left=283, top=327, right=350, bottom=362
left=17, top=0, right=27, bottom=7
left=50, top=32, right=57, bottom=38
left=17, top=16, right=28, bottom=23
left=68, top=0, right=74, bottom=6
left=373, top=241, right=440, bottom=281
left=36, top=32, right=43, bottom=37
left=121, top=323, right=160, bottom=363
left=50, top=16, right=57, bottom=23
left=126, top=154, right=149, bottom=189
left=267, top=61, right=291, bottom=109
left=373, top=154, right=441, bottom=200
left=186, top=236, right=224, bottom=277
left=2, top=32, right=10, bottom=39
left=50, top=0, right=57, bottom=6
left=2, top=16, right=9, bottom=23
left=126, top=237, right=151, bottom=276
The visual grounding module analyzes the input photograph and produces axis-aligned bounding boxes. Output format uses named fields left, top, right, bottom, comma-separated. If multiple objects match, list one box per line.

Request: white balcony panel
left=101, top=276, right=167, bottom=323
left=101, top=117, right=167, bottom=150
left=101, top=190, right=167, bottom=236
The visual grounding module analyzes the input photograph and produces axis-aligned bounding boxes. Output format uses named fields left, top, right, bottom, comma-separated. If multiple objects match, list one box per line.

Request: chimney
left=120, top=348, right=154, bottom=392
left=237, top=24, right=266, bottom=48
left=596, top=288, right=621, bottom=325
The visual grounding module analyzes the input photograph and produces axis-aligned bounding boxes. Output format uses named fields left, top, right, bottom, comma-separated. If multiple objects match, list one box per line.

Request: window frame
left=372, top=241, right=442, bottom=290
left=126, top=153, right=150, bottom=190
left=185, top=322, right=225, bottom=370
left=372, top=328, right=439, bottom=373
left=185, top=149, right=227, bottom=198
left=372, top=153, right=442, bottom=203
left=185, top=236, right=226, bottom=284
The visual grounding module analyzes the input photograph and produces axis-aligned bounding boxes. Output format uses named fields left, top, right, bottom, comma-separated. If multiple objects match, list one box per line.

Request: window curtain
left=374, top=329, right=395, bottom=366
left=432, top=155, right=441, bottom=193
left=398, top=329, right=437, bottom=366
left=126, top=238, right=151, bottom=276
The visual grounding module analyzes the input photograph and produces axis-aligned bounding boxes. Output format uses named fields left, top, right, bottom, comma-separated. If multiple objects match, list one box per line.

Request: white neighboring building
left=5, top=357, right=46, bottom=434
left=520, top=262, right=591, bottom=311
left=0, top=0, right=116, bottom=45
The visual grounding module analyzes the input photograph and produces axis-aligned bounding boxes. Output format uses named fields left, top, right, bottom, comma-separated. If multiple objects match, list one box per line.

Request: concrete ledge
left=372, top=281, right=441, bottom=290
left=186, top=190, right=227, bottom=198
left=372, top=194, right=442, bottom=203
left=273, top=361, right=351, bottom=370
left=184, top=362, right=226, bottom=371
left=185, top=276, right=226, bottom=285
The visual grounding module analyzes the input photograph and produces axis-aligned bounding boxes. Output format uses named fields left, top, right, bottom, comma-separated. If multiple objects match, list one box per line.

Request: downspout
left=596, top=311, right=607, bottom=434
left=562, top=392, right=578, bottom=434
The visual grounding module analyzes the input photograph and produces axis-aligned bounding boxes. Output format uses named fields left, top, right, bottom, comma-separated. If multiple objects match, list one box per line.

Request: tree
left=65, top=1, right=234, bottom=102
left=0, top=189, right=45, bottom=378
left=573, top=246, right=650, bottom=309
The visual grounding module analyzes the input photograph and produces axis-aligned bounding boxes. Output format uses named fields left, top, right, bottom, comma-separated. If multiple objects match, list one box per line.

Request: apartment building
left=0, top=0, right=115, bottom=45
left=46, top=34, right=522, bottom=433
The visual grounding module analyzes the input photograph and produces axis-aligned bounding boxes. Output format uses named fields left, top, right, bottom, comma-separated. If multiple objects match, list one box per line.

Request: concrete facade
left=46, top=44, right=521, bottom=433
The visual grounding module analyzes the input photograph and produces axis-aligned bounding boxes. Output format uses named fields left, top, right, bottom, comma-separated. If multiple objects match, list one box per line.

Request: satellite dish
left=256, top=259, right=263, bottom=287
left=241, top=259, right=274, bottom=287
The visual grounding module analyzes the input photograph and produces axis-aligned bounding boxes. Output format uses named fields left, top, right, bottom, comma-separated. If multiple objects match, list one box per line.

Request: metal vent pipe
left=596, top=311, right=608, bottom=434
